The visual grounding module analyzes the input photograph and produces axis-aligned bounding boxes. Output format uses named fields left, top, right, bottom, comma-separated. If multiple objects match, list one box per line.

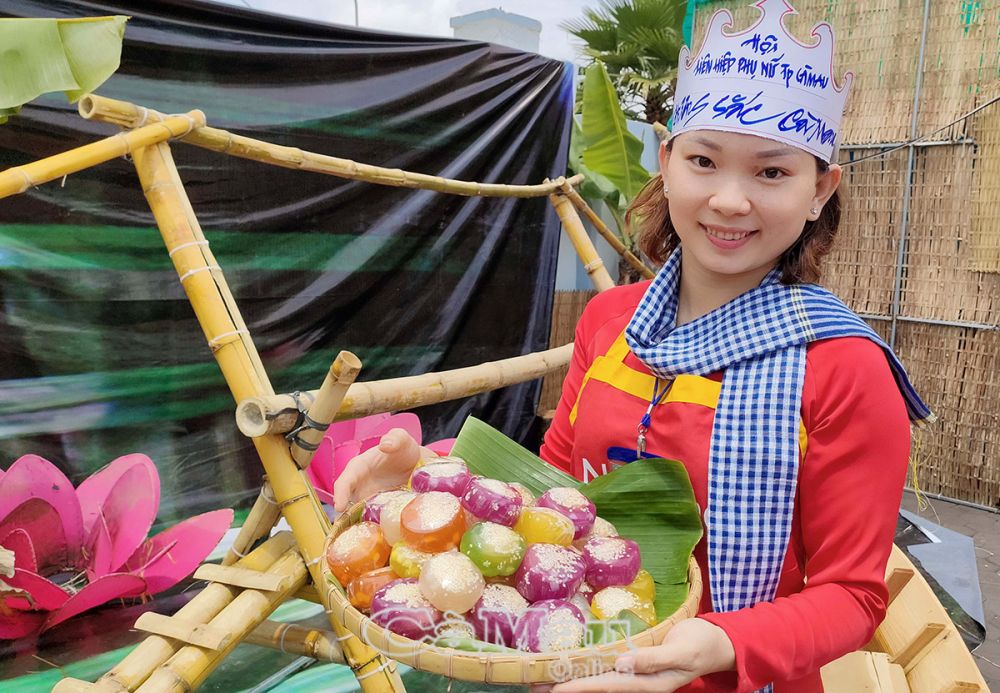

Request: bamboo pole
left=236, top=343, right=574, bottom=437
left=126, top=141, right=402, bottom=692
left=288, top=351, right=362, bottom=469
left=52, top=532, right=296, bottom=693
left=134, top=547, right=308, bottom=693
left=548, top=186, right=615, bottom=291
left=0, top=112, right=204, bottom=201
left=78, top=94, right=584, bottom=198
left=245, top=620, right=346, bottom=664
left=221, top=481, right=281, bottom=567
left=559, top=181, right=654, bottom=280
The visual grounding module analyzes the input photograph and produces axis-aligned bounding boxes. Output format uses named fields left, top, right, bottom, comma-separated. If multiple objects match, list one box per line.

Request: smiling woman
left=629, top=133, right=842, bottom=290
left=335, top=1, right=935, bottom=691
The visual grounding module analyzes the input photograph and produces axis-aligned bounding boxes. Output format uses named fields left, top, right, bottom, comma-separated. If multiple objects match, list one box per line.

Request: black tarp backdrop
left=0, top=0, right=573, bottom=525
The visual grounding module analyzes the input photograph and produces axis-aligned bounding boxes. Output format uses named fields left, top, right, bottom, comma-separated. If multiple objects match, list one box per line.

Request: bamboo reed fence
left=689, top=0, right=1000, bottom=508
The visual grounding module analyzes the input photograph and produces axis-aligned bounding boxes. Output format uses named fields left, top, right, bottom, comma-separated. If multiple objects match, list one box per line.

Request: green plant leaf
left=0, top=16, right=127, bottom=116
left=451, top=416, right=703, bottom=624
left=570, top=117, right=623, bottom=209
left=579, top=62, right=653, bottom=202
left=451, top=416, right=579, bottom=497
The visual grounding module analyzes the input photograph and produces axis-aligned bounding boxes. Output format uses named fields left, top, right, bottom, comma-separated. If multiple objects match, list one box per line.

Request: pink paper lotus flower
left=0, top=453, right=233, bottom=638
left=306, top=413, right=455, bottom=505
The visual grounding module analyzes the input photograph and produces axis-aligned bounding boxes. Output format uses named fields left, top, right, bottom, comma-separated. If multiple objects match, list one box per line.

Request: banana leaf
left=451, top=416, right=703, bottom=624
left=0, top=16, right=127, bottom=124
left=578, top=62, right=652, bottom=204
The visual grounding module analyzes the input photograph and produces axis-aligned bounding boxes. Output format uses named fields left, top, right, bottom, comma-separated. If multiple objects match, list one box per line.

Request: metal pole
left=888, top=0, right=932, bottom=350
left=353, top=0, right=359, bottom=26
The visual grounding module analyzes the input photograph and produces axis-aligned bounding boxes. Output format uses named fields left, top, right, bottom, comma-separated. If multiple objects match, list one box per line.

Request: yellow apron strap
left=568, top=330, right=808, bottom=456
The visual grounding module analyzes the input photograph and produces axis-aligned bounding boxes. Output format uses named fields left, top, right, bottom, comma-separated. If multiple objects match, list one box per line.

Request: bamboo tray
left=323, top=501, right=702, bottom=685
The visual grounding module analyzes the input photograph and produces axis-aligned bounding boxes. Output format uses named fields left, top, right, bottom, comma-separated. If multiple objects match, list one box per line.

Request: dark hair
left=626, top=141, right=842, bottom=284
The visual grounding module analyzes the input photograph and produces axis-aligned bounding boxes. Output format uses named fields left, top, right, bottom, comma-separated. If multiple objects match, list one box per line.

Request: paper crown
left=672, top=0, right=853, bottom=162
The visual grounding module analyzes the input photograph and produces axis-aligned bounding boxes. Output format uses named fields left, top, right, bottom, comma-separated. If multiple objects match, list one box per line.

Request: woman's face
left=659, top=130, right=841, bottom=283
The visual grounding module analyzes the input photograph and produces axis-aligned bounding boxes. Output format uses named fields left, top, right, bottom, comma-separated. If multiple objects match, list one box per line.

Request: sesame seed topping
left=480, top=584, right=528, bottom=614
left=592, top=587, right=640, bottom=618
left=383, top=581, right=433, bottom=608
left=332, top=522, right=378, bottom=556
left=418, top=462, right=467, bottom=478
left=591, top=517, right=618, bottom=538
left=529, top=545, right=583, bottom=580
left=436, top=620, right=476, bottom=639
left=477, top=522, right=522, bottom=554
left=537, top=607, right=585, bottom=651
left=477, top=478, right=517, bottom=499
left=547, top=487, right=590, bottom=509
left=588, top=537, right=627, bottom=562
left=414, top=492, right=461, bottom=530
left=509, top=482, right=536, bottom=506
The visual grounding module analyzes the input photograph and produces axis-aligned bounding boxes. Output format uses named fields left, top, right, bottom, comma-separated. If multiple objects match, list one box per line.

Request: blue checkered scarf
left=625, top=249, right=932, bottom=683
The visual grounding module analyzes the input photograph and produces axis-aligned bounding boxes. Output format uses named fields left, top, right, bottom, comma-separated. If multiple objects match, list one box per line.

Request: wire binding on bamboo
left=0, top=111, right=205, bottom=200
left=236, top=343, right=574, bottom=437
left=77, top=94, right=584, bottom=198
left=288, top=351, right=362, bottom=469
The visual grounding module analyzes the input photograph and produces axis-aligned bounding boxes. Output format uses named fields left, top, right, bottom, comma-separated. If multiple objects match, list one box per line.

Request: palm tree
left=562, top=0, right=687, bottom=125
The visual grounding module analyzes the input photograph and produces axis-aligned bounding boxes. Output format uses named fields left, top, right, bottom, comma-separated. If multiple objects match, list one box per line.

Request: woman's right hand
left=332, top=428, right=423, bottom=513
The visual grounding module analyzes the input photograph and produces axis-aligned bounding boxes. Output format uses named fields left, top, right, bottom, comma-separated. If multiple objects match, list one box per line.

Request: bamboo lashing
left=51, top=532, right=297, bottom=693
left=287, top=351, right=362, bottom=469
left=236, top=343, right=574, bottom=437
left=222, top=481, right=281, bottom=566
left=559, top=180, right=654, bottom=280
left=127, top=141, right=402, bottom=693
left=0, top=111, right=204, bottom=201
left=245, top=620, right=346, bottom=664
left=78, top=94, right=584, bottom=198
left=548, top=185, right=615, bottom=291
left=132, top=546, right=308, bottom=693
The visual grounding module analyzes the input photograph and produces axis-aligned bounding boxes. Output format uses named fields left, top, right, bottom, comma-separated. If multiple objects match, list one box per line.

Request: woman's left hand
left=540, top=617, right=736, bottom=693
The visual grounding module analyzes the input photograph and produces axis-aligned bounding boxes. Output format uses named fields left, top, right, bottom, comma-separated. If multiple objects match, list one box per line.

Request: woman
left=333, top=2, right=932, bottom=690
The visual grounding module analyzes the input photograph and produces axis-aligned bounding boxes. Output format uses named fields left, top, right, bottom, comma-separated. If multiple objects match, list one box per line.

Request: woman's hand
left=332, top=428, right=425, bottom=512
left=538, top=618, right=736, bottom=693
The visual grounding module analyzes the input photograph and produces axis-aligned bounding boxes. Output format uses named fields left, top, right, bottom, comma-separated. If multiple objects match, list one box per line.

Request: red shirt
left=540, top=282, right=910, bottom=692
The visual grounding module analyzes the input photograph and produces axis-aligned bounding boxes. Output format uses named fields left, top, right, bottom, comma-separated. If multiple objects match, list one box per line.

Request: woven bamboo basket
left=322, top=501, right=702, bottom=685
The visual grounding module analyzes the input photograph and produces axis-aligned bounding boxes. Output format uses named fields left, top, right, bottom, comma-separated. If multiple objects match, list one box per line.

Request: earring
left=809, top=207, right=819, bottom=217
left=663, top=182, right=670, bottom=197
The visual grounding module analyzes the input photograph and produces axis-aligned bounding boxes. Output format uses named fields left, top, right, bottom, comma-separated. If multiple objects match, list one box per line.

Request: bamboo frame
left=77, top=94, right=583, bottom=198
left=245, top=620, right=346, bottom=664
left=221, top=481, right=281, bottom=567
left=288, top=351, right=362, bottom=469
left=127, top=140, right=402, bottom=692
left=52, top=532, right=296, bottom=693
left=549, top=186, right=615, bottom=291
left=0, top=111, right=204, bottom=201
left=559, top=180, right=654, bottom=280
left=236, top=343, right=574, bottom=437
left=134, top=546, right=308, bottom=693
